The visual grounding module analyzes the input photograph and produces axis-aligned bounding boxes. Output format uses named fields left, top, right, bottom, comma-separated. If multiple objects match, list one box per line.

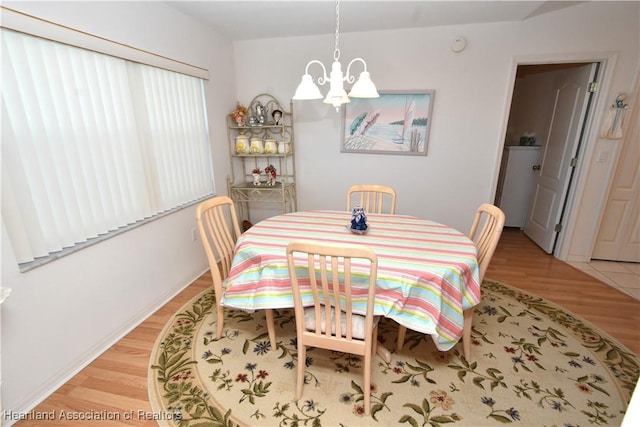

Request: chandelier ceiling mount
left=292, top=0, right=379, bottom=111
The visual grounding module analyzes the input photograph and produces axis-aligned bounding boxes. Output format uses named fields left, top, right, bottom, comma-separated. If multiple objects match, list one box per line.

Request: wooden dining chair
left=286, top=240, right=379, bottom=415
left=396, top=203, right=505, bottom=361
left=196, top=196, right=276, bottom=348
left=347, top=184, right=397, bottom=214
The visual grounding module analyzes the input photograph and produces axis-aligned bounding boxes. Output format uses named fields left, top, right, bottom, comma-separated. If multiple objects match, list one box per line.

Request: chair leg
left=372, top=323, right=379, bottom=358
left=364, top=350, right=372, bottom=415
left=397, top=325, right=407, bottom=351
left=372, top=322, right=391, bottom=362
left=462, top=308, right=473, bottom=361
left=296, top=344, right=305, bottom=401
left=216, top=305, right=224, bottom=339
left=265, top=309, right=277, bottom=350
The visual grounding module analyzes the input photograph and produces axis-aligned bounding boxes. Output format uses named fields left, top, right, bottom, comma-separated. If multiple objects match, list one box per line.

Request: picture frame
left=341, top=90, right=435, bottom=155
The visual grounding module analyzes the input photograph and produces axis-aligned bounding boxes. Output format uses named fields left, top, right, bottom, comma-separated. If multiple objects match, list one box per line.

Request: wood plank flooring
left=487, top=229, right=640, bottom=355
left=14, top=229, right=640, bottom=426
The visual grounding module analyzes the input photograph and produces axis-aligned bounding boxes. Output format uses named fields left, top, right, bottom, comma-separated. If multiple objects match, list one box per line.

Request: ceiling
left=165, top=1, right=584, bottom=41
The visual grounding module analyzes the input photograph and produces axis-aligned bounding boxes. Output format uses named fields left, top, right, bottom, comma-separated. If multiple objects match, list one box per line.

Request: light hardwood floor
left=14, top=229, right=640, bottom=426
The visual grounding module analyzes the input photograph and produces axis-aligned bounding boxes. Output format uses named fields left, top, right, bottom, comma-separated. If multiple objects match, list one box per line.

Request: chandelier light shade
left=292, top=73, right=324, bottom=100
left=292, top=0, right=379, bottom=111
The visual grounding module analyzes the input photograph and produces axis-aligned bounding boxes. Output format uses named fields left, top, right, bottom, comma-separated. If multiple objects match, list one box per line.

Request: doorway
left=495, top=62, right=599, bottom=254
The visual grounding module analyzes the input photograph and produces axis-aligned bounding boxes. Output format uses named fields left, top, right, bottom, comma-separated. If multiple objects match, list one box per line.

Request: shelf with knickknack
left=226, top=93, right=297, bottom=223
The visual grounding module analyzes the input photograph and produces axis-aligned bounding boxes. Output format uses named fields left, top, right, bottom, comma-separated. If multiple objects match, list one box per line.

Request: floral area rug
left=148, top=279, right=639, bottom=426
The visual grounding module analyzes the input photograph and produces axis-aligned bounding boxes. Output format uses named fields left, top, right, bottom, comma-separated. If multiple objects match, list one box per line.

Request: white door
left=592, top=81, right=640, bottom=262
left=499, top=146, right=541, bottom=228
left=524, top=63, right=597, bottom=253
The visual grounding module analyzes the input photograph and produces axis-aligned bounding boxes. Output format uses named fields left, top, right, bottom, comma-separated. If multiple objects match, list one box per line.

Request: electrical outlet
left=191, top=227, right=198, bottom=241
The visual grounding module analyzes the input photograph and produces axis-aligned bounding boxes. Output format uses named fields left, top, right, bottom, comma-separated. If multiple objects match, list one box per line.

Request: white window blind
left=1, top=29, right=214, bottom=267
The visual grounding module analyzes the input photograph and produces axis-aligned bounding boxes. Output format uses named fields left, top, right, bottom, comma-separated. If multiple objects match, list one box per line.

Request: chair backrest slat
left=196, top=196, right=242, bottom=300
left=288, top=239, right=379, bottom=415
left=287, top=240, right=378, bottom=345
left=468, top=203, right=505, bottom=282
left=347, top=184, right=397, bottom=214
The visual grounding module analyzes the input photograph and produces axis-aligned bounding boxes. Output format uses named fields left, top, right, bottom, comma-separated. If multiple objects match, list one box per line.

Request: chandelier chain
left=293, top=0, right=377, bottom=110
left=333, top=0, right=340, bottom=61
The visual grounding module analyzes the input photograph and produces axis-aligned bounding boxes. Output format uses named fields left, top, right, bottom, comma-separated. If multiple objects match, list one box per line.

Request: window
left=1, top=28, right=214, bottom=269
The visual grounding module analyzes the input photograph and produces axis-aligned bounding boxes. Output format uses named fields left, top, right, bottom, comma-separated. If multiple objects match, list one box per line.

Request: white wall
left=233, top=1, right=639, bottom=248
left=0, top=1, right=236, bottom=417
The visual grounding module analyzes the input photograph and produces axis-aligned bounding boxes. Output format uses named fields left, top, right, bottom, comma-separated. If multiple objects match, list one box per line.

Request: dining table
left=221, top=210, right=481, bottom=361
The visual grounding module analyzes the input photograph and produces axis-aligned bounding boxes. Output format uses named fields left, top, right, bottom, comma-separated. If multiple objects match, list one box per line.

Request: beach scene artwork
left=342, top=90, right=434, bottom=155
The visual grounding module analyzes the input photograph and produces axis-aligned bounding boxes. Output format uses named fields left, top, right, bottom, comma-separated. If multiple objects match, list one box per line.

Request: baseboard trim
left=3, top=267, right=208, bottom=426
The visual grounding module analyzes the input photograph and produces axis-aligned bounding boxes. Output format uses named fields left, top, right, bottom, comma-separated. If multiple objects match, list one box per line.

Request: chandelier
left=292, top=0, right=379, bottom=111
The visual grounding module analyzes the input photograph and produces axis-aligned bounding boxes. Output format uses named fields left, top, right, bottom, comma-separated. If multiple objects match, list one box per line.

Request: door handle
left=532, top=165, right=541, bottom=171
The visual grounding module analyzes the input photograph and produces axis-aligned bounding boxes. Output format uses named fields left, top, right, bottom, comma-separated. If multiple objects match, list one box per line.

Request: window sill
left=18, top=195, right=212, bottom=273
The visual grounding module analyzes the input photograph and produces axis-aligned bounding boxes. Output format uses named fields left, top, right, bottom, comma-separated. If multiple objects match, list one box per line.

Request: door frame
left=494, top=51, right=619, bottom=262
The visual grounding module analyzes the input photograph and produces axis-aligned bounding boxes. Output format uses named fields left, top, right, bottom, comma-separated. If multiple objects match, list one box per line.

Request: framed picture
left=341, top=90, right=435, bottom=155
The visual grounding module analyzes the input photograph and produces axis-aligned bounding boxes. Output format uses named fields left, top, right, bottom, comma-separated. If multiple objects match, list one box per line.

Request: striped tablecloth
left=222, top=210, right=480, bottom=351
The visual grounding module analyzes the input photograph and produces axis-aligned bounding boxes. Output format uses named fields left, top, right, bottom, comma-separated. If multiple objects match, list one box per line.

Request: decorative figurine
left=231, top=102, right=247, bottom=126
left=272, top=109, right=283, bottom=125
left=265, top=164, right=277, bottom=186
left=252, top=168, right=262, bottom=186
left=351, top=206, right=368, bottom=231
